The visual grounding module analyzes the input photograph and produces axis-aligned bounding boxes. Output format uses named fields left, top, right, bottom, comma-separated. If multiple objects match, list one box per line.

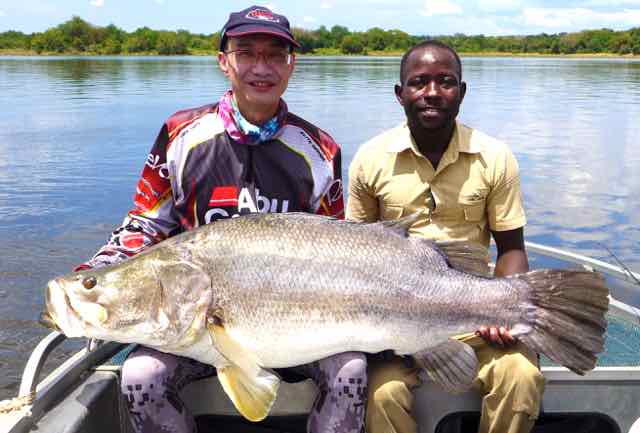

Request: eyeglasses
left=224, top=49, right=292, bottom=67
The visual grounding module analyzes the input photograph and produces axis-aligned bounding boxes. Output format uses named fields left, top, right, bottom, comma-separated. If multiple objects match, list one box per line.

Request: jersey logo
left=205, top=186, right=290, bottom=223
left=209, top=186, right=239, bottom=207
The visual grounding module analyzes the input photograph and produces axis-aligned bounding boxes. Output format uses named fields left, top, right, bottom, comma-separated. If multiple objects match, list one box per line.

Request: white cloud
left=438, top=15, right=521, bottom=35
left=320, top=1, right=332, bottom=8
left=303, top=16, right=317, bottom=23
left=522, top=7, right=640, bottom=29
left=421, top=0, right=463, bottom=17
left=582, top=0, right=640, bottom=6
left=0, top=10, right=5, bottom=17
left=89, top=0, right=104, bottom=6
left=477, top=0, right=522, bottom=13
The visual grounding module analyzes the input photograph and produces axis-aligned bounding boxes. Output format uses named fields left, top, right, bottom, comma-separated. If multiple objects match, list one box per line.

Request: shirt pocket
left=459, top=194, right=486, bottom=223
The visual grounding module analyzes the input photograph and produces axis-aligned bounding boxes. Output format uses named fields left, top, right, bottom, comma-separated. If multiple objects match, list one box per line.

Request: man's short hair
left=399, top=40, right=462, bottom=84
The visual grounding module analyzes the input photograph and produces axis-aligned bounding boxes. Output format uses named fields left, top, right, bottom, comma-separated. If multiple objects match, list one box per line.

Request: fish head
left=42, top=253, right=215, bottom=348
left=43, top=264, right=137, bottom=339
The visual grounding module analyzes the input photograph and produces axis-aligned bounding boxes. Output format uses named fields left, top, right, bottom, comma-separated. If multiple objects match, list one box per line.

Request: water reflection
left=1, top=55, right=639, bottom=400
left=457, top=57, right=640, bottom=273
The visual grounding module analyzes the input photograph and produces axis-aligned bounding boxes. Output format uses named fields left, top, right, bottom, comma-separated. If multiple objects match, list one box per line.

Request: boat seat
left=30, top=369, right=134, bottom=433
left=183, top=377, right=318, bottom=418
left=183, top=372, right=631, bottom=433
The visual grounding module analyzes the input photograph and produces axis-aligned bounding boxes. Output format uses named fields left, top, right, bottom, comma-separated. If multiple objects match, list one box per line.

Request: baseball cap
left=220, top=6, right=301, bottom=51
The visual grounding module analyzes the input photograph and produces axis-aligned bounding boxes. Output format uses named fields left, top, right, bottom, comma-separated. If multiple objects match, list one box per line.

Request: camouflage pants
left=121, top=346, right=367, bottom=433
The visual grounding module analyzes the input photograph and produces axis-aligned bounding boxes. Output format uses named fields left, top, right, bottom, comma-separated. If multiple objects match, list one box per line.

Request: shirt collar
left=386, top=121, right=484, bottom=155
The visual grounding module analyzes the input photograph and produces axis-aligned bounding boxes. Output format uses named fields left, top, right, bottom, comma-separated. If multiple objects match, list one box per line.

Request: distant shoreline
left=1, top=49, right=639, bottom=59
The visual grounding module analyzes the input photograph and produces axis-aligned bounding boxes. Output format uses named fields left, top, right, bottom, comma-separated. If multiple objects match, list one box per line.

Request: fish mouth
left=41, top=280, right=65, bottom=331
left=42, top=279, right=83, bottom=336
left=38, top=283, right=62, bottom=332
left=38, top=310, right=62, bottom=332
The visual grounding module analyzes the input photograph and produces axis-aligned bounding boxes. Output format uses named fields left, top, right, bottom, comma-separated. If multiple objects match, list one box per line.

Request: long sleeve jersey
left=77, top=102, right=344, bottom=270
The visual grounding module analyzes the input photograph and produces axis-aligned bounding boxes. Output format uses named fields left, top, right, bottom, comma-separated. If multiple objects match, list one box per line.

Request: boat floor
left=195, top=415, right=306, bottom=433
left=193, top=413, right=618, bottom=433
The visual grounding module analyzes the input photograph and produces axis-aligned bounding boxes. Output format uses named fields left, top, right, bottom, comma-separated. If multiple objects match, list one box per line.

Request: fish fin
left=208, top=322, right=280, bottom=421
left=217, top=366, right=280, bottom=422
left=412, top=339, right=478, bottom=394
left=380, top=212, right=422, bottom=237
left=511, top=269, right=609, bottom=375
left=435, top=241, right=491, bottom=276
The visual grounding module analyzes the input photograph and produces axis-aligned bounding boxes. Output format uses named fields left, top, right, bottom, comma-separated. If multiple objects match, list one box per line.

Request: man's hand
left=481, top=228, right=527, bottom=348
left=476, top=325, right=517, bottom=348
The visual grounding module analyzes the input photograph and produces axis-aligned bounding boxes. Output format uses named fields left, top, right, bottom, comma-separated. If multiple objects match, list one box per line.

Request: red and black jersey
left=77, top=103, right=344, bottom=270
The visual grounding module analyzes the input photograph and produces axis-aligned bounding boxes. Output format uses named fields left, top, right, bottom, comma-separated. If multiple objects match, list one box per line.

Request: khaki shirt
left=346, top=121, right=526, bottom=248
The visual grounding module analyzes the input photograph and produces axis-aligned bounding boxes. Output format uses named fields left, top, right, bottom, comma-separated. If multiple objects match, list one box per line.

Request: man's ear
left=459, top=81, right=467, bottom=103
left=394, top=84, right=404, bottom=106
left=218, top=52, right=230, bottom=76
left=289, top=52, right=297, bottom=72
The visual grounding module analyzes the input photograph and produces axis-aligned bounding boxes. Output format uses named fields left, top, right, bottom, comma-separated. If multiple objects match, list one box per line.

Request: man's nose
left=251, top=55, right=271, bottom=73
left=425, top=81, right=438, bottom=97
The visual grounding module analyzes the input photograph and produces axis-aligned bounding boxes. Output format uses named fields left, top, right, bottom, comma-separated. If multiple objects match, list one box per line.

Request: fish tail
left=511, top=269, right=609, bottom=375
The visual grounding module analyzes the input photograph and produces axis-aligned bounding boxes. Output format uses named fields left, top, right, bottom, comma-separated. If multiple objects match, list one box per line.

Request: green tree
left=57, top=16, right=96, bottom=52
left=608, top=33, right=631, bottom=54
left=579, top=29, right=614, bottom=53
left=315, top=25, right=332, bottom=49
left=124, top=27, right=158, bottom=53
left=330, top=25, right=350, bottom=48
left=292, top=28, right=318, bottom=53
left=189, top=33, right=215, bottom=52
left=100, top=37, right=122, bottom=54
left=95, top=24, right=125, bottom=54
left=5, top=17, right=640, bottom=57
left=0, top=31, right=30, bottom=50
left=32, top=28, right=67, bottom=53
left=210, top=32, right=221, bottom=52
left=558, top=32, right=579, bottom=54
left=156, top=31, right=189, bottom=55
left=387, top=29, right=413, bottom=50
left=363, top=27, right=390, bottom=51
left=630, top=28, right=640, bottom=54
left=341, top=34, right=365, bottom=54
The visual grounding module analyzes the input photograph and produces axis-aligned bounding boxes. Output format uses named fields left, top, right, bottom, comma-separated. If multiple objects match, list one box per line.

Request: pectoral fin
left=435, top=241, right=491, bottom=276
left=208, top=321, right=280, bottom=422
left=412, top=339, right=478, bottom=394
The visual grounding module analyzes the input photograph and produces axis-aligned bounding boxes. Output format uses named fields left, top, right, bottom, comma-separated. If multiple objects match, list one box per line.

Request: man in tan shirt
left=347, top=40, right=544, bottom=433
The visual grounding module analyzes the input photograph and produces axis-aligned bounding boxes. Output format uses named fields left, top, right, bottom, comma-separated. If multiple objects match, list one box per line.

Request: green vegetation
left=1, top=16, right=639, bottom=56
left=0, top=16, right=218, bottom=55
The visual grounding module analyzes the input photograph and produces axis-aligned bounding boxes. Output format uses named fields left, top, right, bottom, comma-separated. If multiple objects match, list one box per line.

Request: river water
left=1, top=55, right=639, bottom=400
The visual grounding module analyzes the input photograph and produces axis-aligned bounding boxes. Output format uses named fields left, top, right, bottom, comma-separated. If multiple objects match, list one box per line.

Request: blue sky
left=1, top=0, right=639, bottom=35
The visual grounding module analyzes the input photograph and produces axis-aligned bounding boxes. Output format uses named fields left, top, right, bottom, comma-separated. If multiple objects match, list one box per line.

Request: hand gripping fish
left=41, top=213, right=609, bottom=422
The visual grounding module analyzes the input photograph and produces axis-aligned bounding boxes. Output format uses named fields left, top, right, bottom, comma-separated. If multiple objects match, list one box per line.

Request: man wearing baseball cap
left=77, top=5, right=367, bottom=433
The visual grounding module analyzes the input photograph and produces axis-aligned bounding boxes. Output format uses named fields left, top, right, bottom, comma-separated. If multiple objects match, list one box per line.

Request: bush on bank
left=1, top=16, right=639, bottom=56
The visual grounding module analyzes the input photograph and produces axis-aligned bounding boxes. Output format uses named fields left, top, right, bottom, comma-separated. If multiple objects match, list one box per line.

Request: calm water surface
left=1, top=55, right=639, bottom=399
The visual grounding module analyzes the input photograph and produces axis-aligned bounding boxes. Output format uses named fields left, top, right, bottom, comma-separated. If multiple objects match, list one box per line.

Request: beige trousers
left=366, top=333, right=545, bottom=433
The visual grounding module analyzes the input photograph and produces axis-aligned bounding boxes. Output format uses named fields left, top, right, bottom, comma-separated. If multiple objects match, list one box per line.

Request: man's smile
left=249, top=80, right=275, bottom=89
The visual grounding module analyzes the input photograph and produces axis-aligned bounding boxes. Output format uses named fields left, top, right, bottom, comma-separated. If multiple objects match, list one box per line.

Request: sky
left=0, top=0, right=639, bottom=36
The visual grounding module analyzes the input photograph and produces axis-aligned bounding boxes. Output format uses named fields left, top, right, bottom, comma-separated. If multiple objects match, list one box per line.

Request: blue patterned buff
left=218, top=91, right=287, bottom=145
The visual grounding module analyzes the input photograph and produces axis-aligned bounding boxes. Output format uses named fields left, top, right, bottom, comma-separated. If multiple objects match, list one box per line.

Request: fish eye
left=82, top=276, right=97, bottom=290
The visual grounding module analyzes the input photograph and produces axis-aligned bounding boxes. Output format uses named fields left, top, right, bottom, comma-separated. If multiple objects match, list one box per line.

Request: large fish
left=41, top=212, right=609, bottom=421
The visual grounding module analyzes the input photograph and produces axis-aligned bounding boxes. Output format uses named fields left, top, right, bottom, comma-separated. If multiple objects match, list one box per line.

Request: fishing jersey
left=77, top=103, right=344, bottom=270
